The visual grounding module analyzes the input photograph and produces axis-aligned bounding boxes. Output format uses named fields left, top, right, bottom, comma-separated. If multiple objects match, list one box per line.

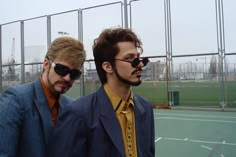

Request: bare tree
left=209, top=56, right=217, bottom=79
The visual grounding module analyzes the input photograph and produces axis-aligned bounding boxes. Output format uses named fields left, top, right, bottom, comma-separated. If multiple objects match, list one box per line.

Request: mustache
left=56, top=80, right=72, bottom=87
left=131, top=68, right=142, bottom=75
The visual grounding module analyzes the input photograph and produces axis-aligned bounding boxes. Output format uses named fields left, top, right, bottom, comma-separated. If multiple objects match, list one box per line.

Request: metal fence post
left=20, top=21, right=25, bottom=83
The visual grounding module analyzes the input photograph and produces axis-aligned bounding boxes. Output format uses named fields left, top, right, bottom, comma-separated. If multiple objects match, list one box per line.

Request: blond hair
left=46, top=37, right=86, bottom=67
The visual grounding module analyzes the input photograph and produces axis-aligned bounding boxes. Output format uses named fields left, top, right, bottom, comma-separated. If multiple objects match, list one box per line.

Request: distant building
left=86, top=69, right=99, bottom=82
left=142, top=61, right=166, bottom=81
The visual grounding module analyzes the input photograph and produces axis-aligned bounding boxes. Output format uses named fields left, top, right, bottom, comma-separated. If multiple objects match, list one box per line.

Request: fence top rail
left=173, top=52, right=218, bottom=58
left=0, top=20, right=22, bottom=26
left=82, top=1, right=122, bottom=11
left=226, top=52, right=236, bottom=56
left=50, top=9, right=79, bottom=17
left=0, top=1, right=123, bottom=26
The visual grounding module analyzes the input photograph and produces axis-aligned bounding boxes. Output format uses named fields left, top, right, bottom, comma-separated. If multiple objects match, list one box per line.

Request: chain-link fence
left=1, top=0, right=235, bottom=110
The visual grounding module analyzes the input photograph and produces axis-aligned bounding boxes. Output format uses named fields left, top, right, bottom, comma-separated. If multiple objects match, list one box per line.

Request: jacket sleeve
left=0, top=88, right=24, bottom=157
left=46, top=105, right=88, bottom=157
left=150, top=106, right=155, bottom=157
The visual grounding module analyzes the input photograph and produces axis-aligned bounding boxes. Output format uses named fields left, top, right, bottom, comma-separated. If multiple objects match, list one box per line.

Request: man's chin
left=129, top=79, right=142, bottom=86
left=60, top=87, right=69, bottom=93
left=55, top=86, right=69, bottom=94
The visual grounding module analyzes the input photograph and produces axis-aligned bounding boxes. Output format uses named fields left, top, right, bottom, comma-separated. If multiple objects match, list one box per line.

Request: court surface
left=154, top=109, right=236, bottom=157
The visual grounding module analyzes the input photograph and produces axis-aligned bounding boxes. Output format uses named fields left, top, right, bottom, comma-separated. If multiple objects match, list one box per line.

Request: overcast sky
left=0, top=0, right=235, bottom=65
left=0, top=0, right=119, bottom=24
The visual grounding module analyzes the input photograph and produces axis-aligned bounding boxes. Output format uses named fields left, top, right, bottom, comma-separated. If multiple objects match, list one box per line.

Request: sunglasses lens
left=54, top=63, right=81, bottom=80
left=131, top=58, right=140, bottom=67
left=131, top=57, right=149, bottom=67
left=54, top=64, right=69, bottom=76
left=142, top=58, right=149, bottom=66
left=70, top=70, right=82, bottom=80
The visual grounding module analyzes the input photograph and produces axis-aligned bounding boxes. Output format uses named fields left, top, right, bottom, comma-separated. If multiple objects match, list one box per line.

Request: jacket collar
left=32, top=78, right=54, bottom=144
left=97, top=87, right=145, bottom=157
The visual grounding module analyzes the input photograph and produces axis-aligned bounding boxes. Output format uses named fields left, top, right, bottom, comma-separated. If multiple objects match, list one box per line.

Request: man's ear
left=43, top=58, right=50, bottom=71
left=102, top=61, right=113, bottom=74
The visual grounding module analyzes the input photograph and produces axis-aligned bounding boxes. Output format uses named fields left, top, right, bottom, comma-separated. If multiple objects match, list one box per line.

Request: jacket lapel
left=98, top=87, right=125, bottom=157
left=33, top=79, right=54, bottom=144
left=133, top=96, right=146, bottom=154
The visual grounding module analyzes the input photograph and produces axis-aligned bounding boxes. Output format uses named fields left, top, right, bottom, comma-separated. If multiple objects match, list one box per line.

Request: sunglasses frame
left=115, top=57, right=149, bottom=68
left=51, top=62, right=82, bottom=80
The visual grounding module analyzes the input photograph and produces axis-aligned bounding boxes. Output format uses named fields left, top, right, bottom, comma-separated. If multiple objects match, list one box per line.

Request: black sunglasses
left=115, top=57, right=149, bottom=68
left=51, top=62, right=82, bottom=80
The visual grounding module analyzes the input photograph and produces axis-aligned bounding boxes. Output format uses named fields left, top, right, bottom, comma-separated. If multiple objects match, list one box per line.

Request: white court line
left=201, top=145, right=226, bottom=157
left=155, top=136, right=236, bottom=146
left=155, top=137, right=162, bottom=142
left=155, top=117, right=236, bottom=123
left=154, top=112, right=236, bottom=119
left=201, top=145, right=213, bottom=150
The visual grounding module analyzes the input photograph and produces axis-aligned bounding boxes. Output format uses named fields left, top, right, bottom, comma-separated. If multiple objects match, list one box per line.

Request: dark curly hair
left=93, top=27, right=143, bottom=84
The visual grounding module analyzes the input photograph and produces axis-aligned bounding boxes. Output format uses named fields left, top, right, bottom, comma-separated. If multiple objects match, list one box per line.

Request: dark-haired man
left=48, top=28, right=155, bottom=157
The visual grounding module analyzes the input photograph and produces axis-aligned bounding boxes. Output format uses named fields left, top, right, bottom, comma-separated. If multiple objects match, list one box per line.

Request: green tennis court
left=154, top=109, right=236, bottom=157
left=66, top=80, right=236, bottom=108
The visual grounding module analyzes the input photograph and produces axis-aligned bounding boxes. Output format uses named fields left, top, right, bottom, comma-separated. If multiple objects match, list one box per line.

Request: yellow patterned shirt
left=104, top=84, right=137, bottom=157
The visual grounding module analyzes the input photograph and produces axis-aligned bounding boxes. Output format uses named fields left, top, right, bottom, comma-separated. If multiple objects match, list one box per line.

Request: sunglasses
left=115, top=57, right=149, bottom=68
left=51, top=62, right=82, bottom=80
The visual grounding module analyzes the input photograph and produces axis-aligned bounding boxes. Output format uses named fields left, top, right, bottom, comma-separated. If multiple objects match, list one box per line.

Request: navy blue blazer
left=0, top=78, right=73, bottom=157
left=47, top=86, right=155, bottom=157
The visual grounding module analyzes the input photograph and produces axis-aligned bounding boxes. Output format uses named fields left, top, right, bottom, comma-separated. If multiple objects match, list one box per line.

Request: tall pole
left=78, top=8, right=85, bottom=97
left=124, top=0, right=129, bottom=28
left=0, top=25, right=2, bottom=91
left=20, top=21, right=25, bottom=83
left=47, top=16, right=52, bottom=49
left=129, top=0, right=140, bottom=30
left=215, top=0, right=225, bottom=109
left=164, top=0, right=173, bottom=106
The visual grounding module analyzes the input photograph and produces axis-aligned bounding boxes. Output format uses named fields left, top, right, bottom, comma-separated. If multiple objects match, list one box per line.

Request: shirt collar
left=104, top=84, right=134, bottom=112
left=40, top=76, right=60, bottom=110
